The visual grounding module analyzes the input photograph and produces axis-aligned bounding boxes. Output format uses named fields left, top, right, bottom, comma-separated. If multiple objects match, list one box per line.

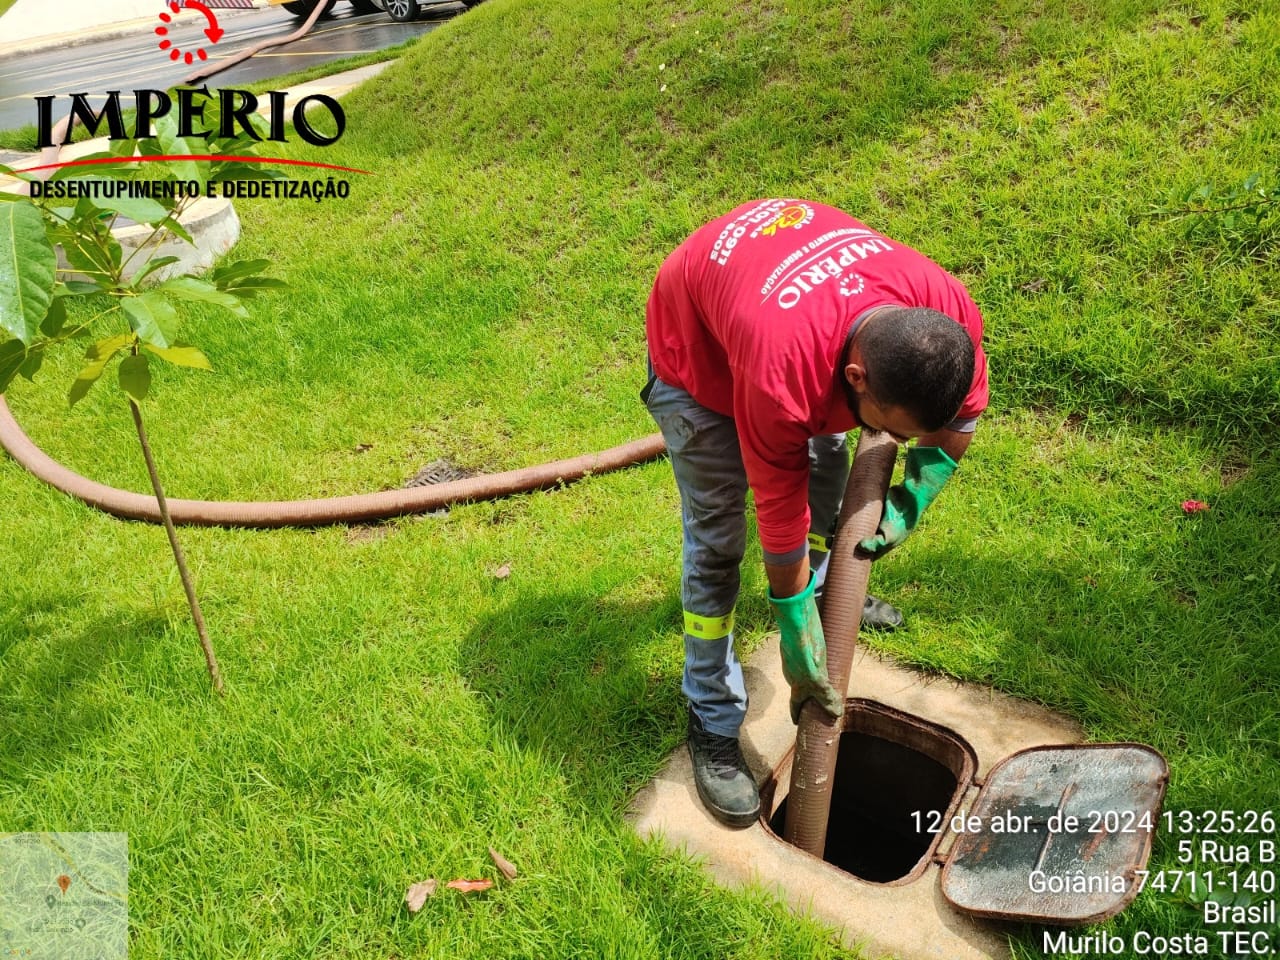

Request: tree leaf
left=155, top=276, right=247, bottom=316
left=122, top=291, right=179, bottom=348
left=132, top=255, right=182, bottom=287
left=209, top=163, right=289, bottom=183
left=155, top=113, right=209, bottom=187
left=40, top=297, right=67, bottom=337
left=57, top=280, right=108, bottom=297
left=143, top=342, right=212, bottom=370
left=49, top=162, right=146, bottom=182
left=445, top=879, right=493, bottom=894
left=0, top=200, right=57, bottom=344
left=87, top=333, right=135, bottom=362
left=56, top=175, right=170, bottom=225
left=68, top=333, right=133, bottom=406
left=223, top=276, right=289, bottom=299
left=50, top=227, right=112, bottom=281
left=0, top=162, right=37, bottom=182
left=158, top=215, right=194, bottom=246
left=48, top=217, right=121, bottom=283
left=242, top=110, right=272, bottom=141
left=18, top=349, right=43, bottom=381
left=200, top=95, right=270, bottom=154
left=0, top=339, right=27, bottom=394
left=404, top=879, right=437, bottom=913
left=118, top=352, right=151, bottom=402
left=211, top=258, right=271, bottom=286
left=135, top=137, right=166, bottom=159
left=488, top=847, right=518, bottom=880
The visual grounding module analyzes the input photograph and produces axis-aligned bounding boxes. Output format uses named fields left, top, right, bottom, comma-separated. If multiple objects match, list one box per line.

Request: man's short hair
left=859, top=307, right=976, bottom=432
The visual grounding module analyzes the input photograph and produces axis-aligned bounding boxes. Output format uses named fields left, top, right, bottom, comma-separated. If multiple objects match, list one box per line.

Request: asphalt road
left=0, top=2, right=465, bottom=134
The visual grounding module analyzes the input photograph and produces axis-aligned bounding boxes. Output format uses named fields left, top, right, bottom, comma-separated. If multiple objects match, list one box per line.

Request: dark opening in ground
left=768, top=729, right=960, bottom=883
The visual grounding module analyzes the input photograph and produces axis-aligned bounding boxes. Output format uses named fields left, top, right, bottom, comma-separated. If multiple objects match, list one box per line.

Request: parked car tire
left=282, top=0, right=337, bottom=17
left=382, top=0, right=419, bottom=21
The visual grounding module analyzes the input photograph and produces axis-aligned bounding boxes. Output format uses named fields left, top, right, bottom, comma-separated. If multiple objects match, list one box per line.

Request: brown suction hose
left=183, top=0, right=333, bottom=84
left=0, top=395, right=665, bottom=526
left=783, top=428, right=897, bottom=855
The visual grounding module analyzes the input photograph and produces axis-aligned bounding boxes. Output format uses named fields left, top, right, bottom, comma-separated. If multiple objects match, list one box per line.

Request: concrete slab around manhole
left=627, top=642, right=1084, bottom=960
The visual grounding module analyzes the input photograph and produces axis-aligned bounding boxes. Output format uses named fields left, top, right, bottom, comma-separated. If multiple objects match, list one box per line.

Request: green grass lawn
left=2, top=0, right=1278, bottom=957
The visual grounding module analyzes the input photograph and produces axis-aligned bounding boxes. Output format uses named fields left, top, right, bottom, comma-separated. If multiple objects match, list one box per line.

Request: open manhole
left=761, top=698, right=1169, bottom=925
left=762, top=699, right=975, bottom=885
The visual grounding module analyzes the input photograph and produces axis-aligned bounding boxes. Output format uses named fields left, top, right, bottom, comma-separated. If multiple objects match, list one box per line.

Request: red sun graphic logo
left=156, top=1, right=225, bottom=65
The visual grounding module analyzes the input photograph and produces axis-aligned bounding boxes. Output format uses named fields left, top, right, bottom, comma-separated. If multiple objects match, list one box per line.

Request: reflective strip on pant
left=683, top=609, right=735, bottom=641
left=807, top=532, right=830, bottom=554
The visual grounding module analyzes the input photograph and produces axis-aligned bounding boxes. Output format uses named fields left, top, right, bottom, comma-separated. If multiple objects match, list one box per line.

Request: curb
left=55, top=197, right=243, bottom=286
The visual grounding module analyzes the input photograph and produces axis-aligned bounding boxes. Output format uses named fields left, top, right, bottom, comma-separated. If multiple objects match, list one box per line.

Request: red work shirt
left=645, top=198, right=989, bottom=559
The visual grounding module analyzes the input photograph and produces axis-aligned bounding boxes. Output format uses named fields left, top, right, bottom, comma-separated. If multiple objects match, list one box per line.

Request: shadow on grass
left=0, top=603, right=167, bottom=780
left=455, top=586, right=863, bottom=957
left=457, top=585, right=690, bottom=814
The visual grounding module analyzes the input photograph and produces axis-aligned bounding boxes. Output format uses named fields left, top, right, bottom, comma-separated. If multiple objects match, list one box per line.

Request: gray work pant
left=643, top=370, right=848, bottom=737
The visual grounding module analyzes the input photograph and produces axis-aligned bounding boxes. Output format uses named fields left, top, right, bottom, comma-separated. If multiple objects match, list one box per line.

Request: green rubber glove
left=768, top=572, right=843, bottom=724
left=858, top=446, right=958, bottom=559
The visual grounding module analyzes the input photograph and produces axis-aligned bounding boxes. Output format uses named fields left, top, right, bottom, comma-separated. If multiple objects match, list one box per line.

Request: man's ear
left=844, top=362, right=868, bottom=393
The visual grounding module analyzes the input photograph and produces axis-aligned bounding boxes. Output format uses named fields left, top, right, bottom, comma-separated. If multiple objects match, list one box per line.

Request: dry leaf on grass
left=492, top=564, right=512, bottom=580
left=489, top=847, right=518, bottom=880
left=404, top=879, right=438, bottom=913
left=446, top=878, right=494, bottom=894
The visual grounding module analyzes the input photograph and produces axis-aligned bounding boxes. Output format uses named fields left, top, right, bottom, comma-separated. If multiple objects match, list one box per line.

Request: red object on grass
left=1181, top=500, right=1210, bottom=513
left=446, top=879, right=494, bottom=894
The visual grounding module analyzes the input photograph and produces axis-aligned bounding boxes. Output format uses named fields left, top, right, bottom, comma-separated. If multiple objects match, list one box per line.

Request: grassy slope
left=2, top=0, right=1278, bottom=957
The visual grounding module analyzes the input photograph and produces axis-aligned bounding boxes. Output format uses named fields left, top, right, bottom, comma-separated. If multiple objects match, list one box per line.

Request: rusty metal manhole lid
left=940, top=743, right=1168, bottom=926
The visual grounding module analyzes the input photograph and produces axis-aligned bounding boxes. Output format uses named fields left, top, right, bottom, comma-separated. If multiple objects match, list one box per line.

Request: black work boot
left=686, top=708, right=760, bottom=828
left=861, top=594, right=904, bottom=631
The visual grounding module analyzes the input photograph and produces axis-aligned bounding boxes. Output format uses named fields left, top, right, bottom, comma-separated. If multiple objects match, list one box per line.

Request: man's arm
left=765, top=551, right=843, bottom=721
left=917, top=425, right=973, bottom=463
left=765, top=556, right=810, bottom=599
left=856, top=424, right=975, bottom=559
left=770, top=428, right=973, bottom=587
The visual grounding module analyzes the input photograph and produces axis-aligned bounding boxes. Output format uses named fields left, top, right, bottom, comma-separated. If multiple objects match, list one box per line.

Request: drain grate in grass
left=404, top=459, right=475, bottom=488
